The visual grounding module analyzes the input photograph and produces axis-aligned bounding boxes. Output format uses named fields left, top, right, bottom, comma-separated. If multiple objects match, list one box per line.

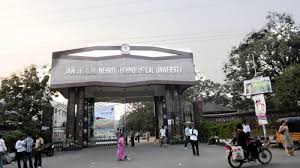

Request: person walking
left=34, top=134, right=44, bottom=168
left=278, top=120, right=295, bottom=156
left=189, top=125, right=199, bottom=156
left=117, top=134, right=127, bottom=161
left=24, top=133, right=34, bottom=168
left=135, top=131, right=140, bottom=143
left=145, top=131, right=150, bottom=143
left=15, top=136, right=26, bottom=168
left=184, top=124, right=191, bottom=149
left=129, top=130, right=135, bottom=147
left=124, top=130, right=128, bottom=146
left=0, top=134, right=7, bottom=168
left=160, top=126, right=167, bottom=147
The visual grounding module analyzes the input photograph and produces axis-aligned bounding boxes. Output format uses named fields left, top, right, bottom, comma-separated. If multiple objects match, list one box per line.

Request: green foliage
left=0, top=65, right=52, bottom=132
left=272, top=64, right=300, bottom=109
left=223, top=12, right=300, bottom=110
left=3, top=130, right=26, bottom=152
left=207, top=137, right=216, bottom=145
left=199, top=120, right=242, bottom=139
left=0, top=102, right=4, bottom=121
left=183, top=76, right=231, bottom=107
left=125, top=102, right=155, bottom=133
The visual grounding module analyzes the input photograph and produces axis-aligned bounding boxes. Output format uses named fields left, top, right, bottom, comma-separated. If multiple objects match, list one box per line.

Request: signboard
left=94, top=105, right=115, bottom=137
left=50, top=55, right=195, bottom=88
left=244, top=77, right=272, bottom=96
left=252, top=94, right=268, bottom=125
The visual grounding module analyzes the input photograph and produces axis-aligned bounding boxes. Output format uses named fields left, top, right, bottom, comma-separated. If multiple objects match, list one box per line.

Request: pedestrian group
left=0, top=133, right=44, bottom=168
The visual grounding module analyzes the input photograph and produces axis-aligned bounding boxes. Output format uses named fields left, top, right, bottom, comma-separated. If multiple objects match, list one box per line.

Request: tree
left=272, top=64, right=300, bottom=109
left=183, top=76, right=231, bottom=107
left=0, top=100, right=5, bottom=122
left=0, top=65, right=52, bottom=132
left=223, top=12, right=300, bottom=109
left=125, top=102, right=155, bottom=133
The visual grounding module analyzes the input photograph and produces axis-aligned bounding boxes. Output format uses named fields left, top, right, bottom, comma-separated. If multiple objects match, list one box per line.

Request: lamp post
left=123, top=98, right=128, bottom=145
left=251, top=54, right=267, bottom=141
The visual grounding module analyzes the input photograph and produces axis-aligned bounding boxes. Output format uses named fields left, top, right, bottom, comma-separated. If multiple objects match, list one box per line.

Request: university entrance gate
left=50, top=45, right=196, bottom=147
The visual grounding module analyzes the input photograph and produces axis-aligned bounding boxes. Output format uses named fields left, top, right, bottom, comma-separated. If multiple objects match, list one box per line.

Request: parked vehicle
left=3, top=153, right=14, bottom=165
left=275, top=117, right=300, bottom=149
left=41, top=143, right=55, bottom=156
left=224, top=137, right=272, bottom=168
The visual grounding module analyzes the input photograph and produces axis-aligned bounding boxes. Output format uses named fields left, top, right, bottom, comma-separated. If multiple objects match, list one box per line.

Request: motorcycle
left=41, top=143, right=55, bottom=157
left=2, top=153, right=14, bottom=165
left=224, top=137, right=272, bottom=168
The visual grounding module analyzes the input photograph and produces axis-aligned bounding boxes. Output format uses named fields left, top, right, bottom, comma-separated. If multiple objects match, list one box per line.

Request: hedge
left=199, top=120, right=242, bottom=139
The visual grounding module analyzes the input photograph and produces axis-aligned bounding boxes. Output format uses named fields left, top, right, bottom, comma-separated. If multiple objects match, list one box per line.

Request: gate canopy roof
left=50, top=45, right=196, bottom=100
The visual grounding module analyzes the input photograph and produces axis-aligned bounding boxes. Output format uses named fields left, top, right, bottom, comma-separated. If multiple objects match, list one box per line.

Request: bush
left=207, top=136, right=215, bottom=145
left=199, top=122, right=216, bottom=138
left=3, top=130, right=26, bottom=152
left=199, top=120, right=242, bottom=139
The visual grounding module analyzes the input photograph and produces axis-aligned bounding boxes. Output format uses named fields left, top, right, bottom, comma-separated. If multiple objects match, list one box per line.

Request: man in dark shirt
left=232, top=124, right=248, bottom=150
left=232, top=124, right=258, bottom=160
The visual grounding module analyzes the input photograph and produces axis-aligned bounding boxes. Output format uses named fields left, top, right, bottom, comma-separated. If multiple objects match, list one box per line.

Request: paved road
left=4, top=143, right=299, bottom=168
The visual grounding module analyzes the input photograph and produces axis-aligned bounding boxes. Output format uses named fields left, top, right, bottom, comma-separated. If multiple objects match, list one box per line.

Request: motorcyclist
left=232, top=124, right=248, bottom=151
left=232, top=123, right=258, bottom=160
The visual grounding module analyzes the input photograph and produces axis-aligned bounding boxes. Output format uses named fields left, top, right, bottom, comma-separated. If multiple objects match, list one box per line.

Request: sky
left=0, top=0, right=300, bottom=82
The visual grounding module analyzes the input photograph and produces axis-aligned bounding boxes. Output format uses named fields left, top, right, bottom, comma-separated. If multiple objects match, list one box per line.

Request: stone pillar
left=154, top=96, right=164, bottom=139
left=193, top=99, right=203, bottom=131
left=172, top=88, right=180, bottom=136
left=88, top=98, right=95, bottom=140
left=42, top=106, right=53, bottom=143
left=66, top=88, right=76, bottom=140
left=157, top=97, right=163, bottom=136
left=174, top=88, right=185, bottom=139
left=162, top=98, right=167, bottom=127
left=83, top=98, right=93, bottom=147
left=154, top=96, right=159, bottom=139
left=75, top=87, right=85, bottom=146
left=165, top=85, right=174, bottom=141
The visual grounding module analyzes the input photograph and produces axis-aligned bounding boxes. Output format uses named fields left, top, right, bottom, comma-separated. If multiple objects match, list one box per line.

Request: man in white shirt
left=242, top=120, right=251, bottom=137
left=184, top=124, right=191, bottom=149
left=0, top=134, right=7, bottom=168
left=159, top=126, right=167, bottom=147
left=189, top=125, right=199, bottom=156
left=15, top=136, right=26, bottom=168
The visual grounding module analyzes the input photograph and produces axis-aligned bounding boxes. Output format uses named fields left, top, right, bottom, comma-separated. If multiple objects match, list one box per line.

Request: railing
left=53, top=140, right=65, bottom=151
left=53, top=136, right=118, bottom=150
left=89, top=136, right=117, bottom=147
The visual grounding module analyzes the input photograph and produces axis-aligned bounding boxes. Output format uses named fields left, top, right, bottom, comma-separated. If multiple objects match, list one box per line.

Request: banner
left=94, top=104, right=115, bottom=137
left=252, top=94, right=268, bottom=125
left=244, top=77, right=272, bottom=96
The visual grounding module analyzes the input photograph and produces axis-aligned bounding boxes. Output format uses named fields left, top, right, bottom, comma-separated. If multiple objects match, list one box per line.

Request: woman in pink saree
left=117, top=134, right=127, bottom=161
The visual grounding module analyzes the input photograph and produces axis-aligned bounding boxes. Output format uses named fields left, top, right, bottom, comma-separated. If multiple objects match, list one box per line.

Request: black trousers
left=24, top=152, right=33, bottom=168
left=16, top=152, right=26, bottom=168
left=125, top=136, right=128, bottom=146
left=130, top=137, right=135, bottom=147
left=160, top=137, right=167, bottom=147
left=184, top=136, right=190, bottom=147
left=34, top=151, right=42, bottom=168
left=191, top=140, right=199, bottom=156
